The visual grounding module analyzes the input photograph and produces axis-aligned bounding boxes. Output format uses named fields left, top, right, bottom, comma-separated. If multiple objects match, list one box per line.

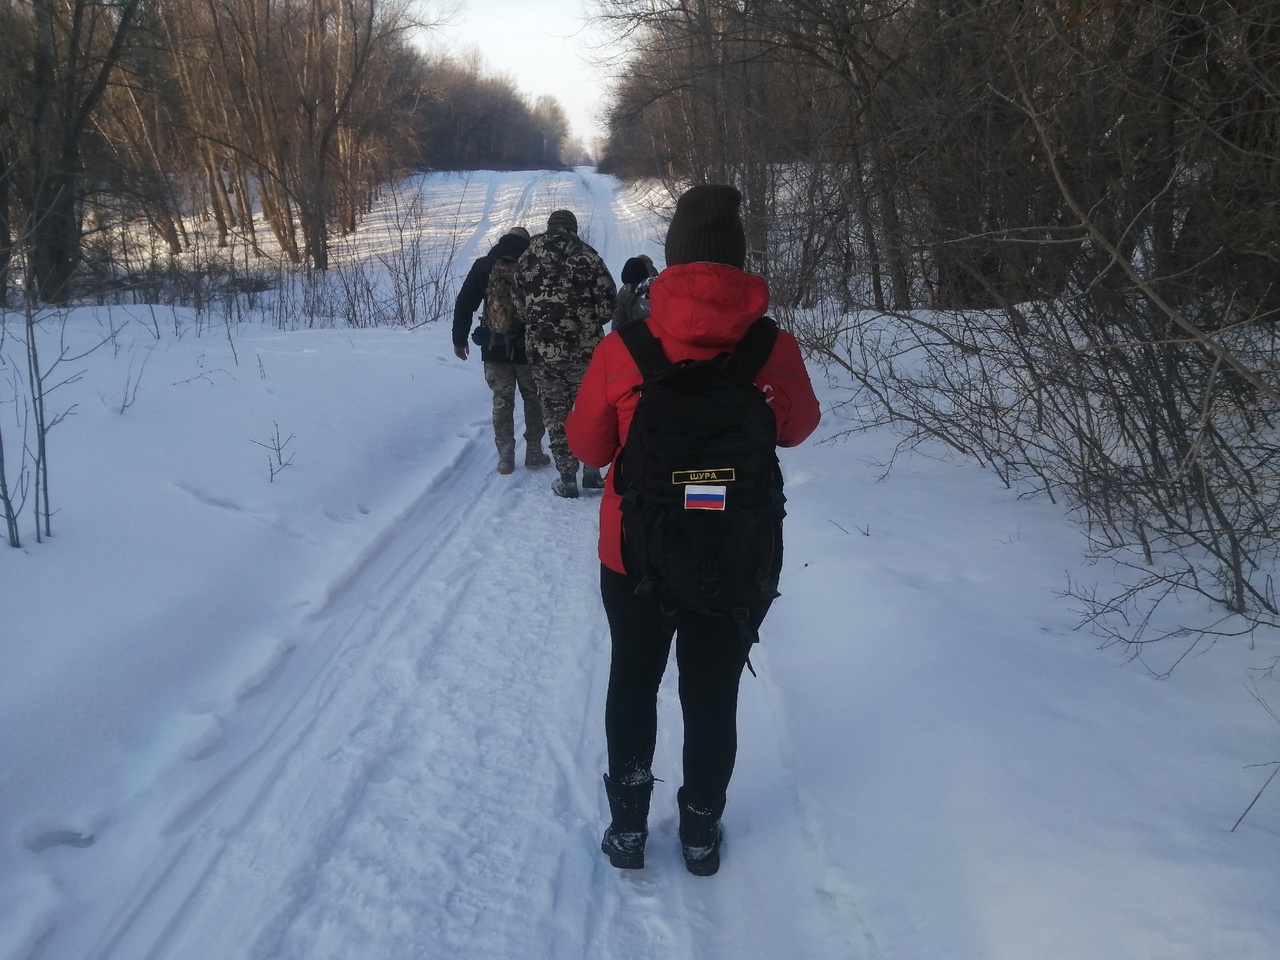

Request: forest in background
left=0, top=0, right=578, bottom=296
left=594, top=0, right=1280, bottom=657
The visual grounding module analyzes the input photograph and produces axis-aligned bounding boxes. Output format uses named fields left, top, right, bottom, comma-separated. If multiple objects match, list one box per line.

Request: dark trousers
left=600, top=564, right=770, bottom=808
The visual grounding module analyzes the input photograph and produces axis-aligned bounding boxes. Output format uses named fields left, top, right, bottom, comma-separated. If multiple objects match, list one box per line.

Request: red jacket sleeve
left=565, top=339, right=622, bottom=468
left=758, top=329, right=821, bottom=447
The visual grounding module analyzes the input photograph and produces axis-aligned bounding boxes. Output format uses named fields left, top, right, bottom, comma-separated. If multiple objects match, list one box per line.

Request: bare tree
left=22, top=0, right=143, bottom=303
left=0, top=319, right=29, bottom=547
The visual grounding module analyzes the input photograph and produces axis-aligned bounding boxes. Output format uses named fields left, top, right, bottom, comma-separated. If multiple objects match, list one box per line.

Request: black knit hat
left=664, top=184, right=746, bottom=269
left=621, top=255, right=656, bottom=286
left=547, top=209, right=578, bottom=234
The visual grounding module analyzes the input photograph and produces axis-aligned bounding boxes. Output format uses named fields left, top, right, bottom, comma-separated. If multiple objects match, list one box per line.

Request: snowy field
left=2, top=169, right=1278, bottom=960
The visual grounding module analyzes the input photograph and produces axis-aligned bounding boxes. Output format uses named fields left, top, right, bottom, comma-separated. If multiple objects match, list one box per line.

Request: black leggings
left=600, top=564, right=770, bottom=808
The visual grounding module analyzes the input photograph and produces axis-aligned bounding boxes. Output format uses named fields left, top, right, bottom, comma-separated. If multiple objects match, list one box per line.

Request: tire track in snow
left=84, top=433, right=503, bottom=960
left=507, top=172, right=551, bottom=230
left=573, top=169, right=657, bottom=273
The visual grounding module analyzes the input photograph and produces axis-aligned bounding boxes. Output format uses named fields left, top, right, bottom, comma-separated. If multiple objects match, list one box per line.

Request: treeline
left=0, top=0, right=571, bottom=303
left=424, top=52, right=577, bottom=171
left=595, top=0, right=1280, bottom=653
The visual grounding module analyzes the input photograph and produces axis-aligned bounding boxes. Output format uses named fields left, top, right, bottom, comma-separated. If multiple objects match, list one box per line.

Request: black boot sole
left=601, top=835, right=645, bottom=869
left=682, top=847, right=720, bottom=876
left=681, top=823, right=723, bottom=876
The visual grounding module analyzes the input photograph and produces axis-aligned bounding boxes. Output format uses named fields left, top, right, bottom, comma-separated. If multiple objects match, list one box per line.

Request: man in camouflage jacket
left=514, top=209, right=617, bottom=498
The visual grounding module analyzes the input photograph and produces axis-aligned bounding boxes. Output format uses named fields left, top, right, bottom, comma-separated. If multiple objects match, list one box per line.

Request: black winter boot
left=581, top=466, right=604, bottom=489
left=677, top=787, right=725, bottom=876
left=601, top=774, right=654, bottom=869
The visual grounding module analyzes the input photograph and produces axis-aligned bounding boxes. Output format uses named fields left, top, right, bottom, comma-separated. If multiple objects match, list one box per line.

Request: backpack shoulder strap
left=620, top=315, right=777, bottom=380
left=732, top=315, right=779, bottom=381
left=618, top=319, right=670, bottom=379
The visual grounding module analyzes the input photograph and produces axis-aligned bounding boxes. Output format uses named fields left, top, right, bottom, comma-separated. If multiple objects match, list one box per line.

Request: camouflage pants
left=483, top=361, right=545, bottom=455
left=531, top=359, right=588, bottom=475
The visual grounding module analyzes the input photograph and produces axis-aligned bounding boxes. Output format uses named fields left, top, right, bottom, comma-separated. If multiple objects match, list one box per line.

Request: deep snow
left=2, top=169, right=1278, bottom=960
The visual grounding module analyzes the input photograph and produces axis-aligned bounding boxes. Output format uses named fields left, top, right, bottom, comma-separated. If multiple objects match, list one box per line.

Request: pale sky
left=438, top=0, right=614, bottom=148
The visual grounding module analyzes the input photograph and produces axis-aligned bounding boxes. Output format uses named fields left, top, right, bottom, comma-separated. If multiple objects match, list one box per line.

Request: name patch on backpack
left=672, top=468, right=736, bottom=485
left=684, top=485, right=727, bottom=511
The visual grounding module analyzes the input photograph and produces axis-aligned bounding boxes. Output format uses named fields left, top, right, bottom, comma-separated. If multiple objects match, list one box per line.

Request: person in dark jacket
left=453, top=226, right=550, bottom=474
left=566, top=185, right=821, bottom=876
left=611, top=254, right=658, bottom=331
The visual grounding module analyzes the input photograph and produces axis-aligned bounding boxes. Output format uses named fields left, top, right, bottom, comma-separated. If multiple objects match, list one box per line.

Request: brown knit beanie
left=664, top=184, right=746, bottom=269
left=546, top=209, right=578, bottom=234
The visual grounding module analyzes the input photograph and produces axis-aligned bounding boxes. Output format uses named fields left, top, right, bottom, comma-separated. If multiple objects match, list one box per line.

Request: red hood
left=646, top=262, right=770, bottom=347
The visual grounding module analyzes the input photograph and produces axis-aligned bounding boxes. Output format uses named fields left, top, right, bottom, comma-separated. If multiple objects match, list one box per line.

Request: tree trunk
left=27, top=168, right=81, bottom=305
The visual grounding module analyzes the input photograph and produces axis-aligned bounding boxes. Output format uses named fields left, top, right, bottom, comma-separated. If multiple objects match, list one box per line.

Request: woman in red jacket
left=566, top=185, right=821, bottom=876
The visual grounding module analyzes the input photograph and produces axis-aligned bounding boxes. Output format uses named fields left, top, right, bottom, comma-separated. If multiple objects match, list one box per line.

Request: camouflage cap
left=547, top=210, right=578, bottom=234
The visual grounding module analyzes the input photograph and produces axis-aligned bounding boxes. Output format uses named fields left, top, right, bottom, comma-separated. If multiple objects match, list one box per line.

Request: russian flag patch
left=684, top=484, right=727, bottom=511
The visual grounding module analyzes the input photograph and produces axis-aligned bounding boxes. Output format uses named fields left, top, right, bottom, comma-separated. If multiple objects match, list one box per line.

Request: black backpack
left=615, top=317, right=785, bottom=638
